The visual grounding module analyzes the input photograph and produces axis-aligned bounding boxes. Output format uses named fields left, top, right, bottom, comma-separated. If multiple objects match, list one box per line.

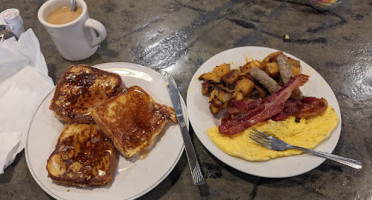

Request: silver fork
left=249, top=129, right=362, bottom=169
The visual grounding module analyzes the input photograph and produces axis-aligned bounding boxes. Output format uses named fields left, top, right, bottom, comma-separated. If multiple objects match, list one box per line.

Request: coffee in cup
left=46, top=6, right=83, bottom=25
left=38, top=0, right=106, bottom=61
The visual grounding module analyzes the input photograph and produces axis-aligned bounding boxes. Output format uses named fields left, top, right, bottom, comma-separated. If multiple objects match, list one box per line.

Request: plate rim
left=25, top=62, right=186, bottom=200
left=186, top=46, right=342, bottom=178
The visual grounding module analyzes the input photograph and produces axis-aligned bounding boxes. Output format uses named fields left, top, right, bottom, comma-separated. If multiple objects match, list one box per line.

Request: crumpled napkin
left=0, top=29, right=54, bottom=174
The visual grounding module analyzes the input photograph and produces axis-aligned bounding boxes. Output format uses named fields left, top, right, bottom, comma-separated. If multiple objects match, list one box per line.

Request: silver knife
left=161, top=71, right=205, bottom=185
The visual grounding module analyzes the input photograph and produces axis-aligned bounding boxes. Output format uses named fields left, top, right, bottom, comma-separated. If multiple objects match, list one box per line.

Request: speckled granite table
left=1, top=0, right=371, bottom=199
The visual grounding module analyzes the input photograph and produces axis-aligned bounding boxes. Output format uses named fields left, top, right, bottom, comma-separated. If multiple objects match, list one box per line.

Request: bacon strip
left=227, top=100, right=262, bottom=115
left=271, top=97, right=328, bottom=121
left=271, top=100, right=303, bottom=121
left=296, top=97, right=328, bottom=118
left=219, top=74, right=309, bottom=135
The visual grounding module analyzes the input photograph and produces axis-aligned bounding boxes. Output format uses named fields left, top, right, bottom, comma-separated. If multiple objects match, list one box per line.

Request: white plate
left=26, top=62, right=186, bottom=200
left=187, top=46, right=342, bottom=178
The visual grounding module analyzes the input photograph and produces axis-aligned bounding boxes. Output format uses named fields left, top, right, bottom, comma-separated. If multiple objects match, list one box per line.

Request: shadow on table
left=0, top=150, right=24, bottom=184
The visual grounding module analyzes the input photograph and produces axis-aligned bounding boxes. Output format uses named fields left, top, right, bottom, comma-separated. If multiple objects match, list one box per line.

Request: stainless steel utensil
left=161, top=71, right=205, bottom=185
left=70, top=0, right=76, bottom=12
left=249, top=129, right=362, bottom=169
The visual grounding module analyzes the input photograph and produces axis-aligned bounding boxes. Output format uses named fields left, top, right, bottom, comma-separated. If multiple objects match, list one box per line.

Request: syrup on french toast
left=50, top=65, right=124, bottom=124
left=46, top=123, right=118, bottom=187
left=93, top=86, right=177, bottom=157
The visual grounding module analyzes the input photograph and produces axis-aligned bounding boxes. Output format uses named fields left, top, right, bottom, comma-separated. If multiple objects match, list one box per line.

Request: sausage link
left=277, top=54, right=303, bottom=100
left=249, top=67, right=281, bottom=94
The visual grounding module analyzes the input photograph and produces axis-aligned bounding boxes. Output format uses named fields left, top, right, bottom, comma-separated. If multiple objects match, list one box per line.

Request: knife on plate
left=160, top=71, right=205, bottom=185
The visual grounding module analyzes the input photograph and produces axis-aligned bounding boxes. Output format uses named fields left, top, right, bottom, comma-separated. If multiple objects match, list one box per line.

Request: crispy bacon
left=271, top=97, right=328, bottom=121
left=296, top=97, right=328, bottom=118
left=271, top=100, right=303, bottom=121
left=227, top=100, right=262, bottom=115
left=271, top=111, right=289, bottom=121
left=219, top=74, right=309, bottom=135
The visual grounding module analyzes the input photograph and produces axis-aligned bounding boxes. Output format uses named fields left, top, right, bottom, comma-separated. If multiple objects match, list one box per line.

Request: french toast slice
left=93, top=86, right=177, bottom=157
left=46, top=123, right=118, bottom=187
left=50, top=65, right=124, bottom=124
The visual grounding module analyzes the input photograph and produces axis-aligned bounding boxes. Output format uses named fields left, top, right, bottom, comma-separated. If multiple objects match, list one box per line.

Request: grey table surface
left=1, top=0, right=371, bottom=199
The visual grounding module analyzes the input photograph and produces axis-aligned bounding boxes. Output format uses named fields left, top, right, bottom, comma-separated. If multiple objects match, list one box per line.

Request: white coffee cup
left=38, top=0, right=106, bottom=61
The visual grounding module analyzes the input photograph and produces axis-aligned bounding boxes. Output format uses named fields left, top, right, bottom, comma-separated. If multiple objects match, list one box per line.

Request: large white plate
left=187, top=46, right=342, bottom=178
left=26, top=62, right=186, bottom=200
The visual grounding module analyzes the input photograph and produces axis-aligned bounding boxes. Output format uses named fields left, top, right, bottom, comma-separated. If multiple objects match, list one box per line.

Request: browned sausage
left=249, top=67, right=281, bottom=94
left=277, top=54, right=303, bottom=100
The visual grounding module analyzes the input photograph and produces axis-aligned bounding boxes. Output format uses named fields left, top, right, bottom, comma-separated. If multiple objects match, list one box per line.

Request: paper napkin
left=0, top=29, right=54, bottom=174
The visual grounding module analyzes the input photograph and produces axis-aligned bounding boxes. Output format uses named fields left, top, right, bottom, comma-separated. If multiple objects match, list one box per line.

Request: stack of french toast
left=47, top=65, right=176, bottom=187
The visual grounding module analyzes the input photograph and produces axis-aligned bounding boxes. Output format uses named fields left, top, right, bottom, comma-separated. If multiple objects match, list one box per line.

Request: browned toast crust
left=46, top=124, right=118, bottom=187
left=93, top=86, right=177, bottom=157
left=50, top=65, right=124, bottom=124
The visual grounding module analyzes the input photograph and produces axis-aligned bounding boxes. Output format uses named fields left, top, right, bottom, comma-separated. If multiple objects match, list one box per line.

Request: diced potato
left=264, top=62, right=280, bottom=77
left=217, top=88, right=233, bottom=103
left=221, top=101, right=229, bottom=109
left=213, top=63, right=231, bottom=77
left=209, top=88, right=218, bottom=102
left=240, top=60, right=264, bottom=75
left=292, top=67, right=301, bottom=76
left=232, top=91, right=244, bottom=101
left=221, top=69, right=241, bottom=85
left=254, top=84, right=268, bottom=99
left=209, top=87, right=231, bottom=108
left=288, top=58, right=301, bottom=76
left=198, top=72, right=220, bottom=83
left=201, top=82, right=216, bottom=96
left=240, top=62, right=251, bottom=75
left=251, top=60, right=264, bottom=69
left=209, top=104, right=220, bottom=115
left=234, top=77, right=254, bottom=96
left=210, top=97, right=224, bottom=108
left=262, top=51, right=283, bottom=65
left=244, top=73, right=254, bottom=80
